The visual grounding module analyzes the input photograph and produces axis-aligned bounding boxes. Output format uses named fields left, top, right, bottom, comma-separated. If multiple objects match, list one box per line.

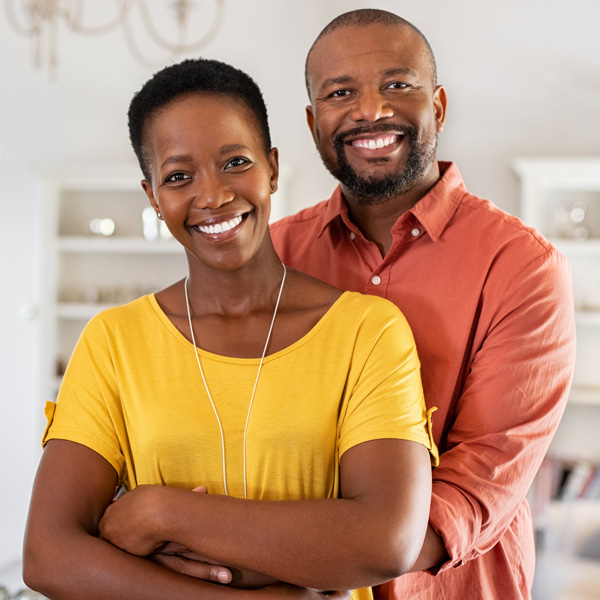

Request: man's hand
left=150, top=542, right=233, bottom=584
left=151, top=541, right=278, bottom=589
left=268, top=587, right=352, bottom=599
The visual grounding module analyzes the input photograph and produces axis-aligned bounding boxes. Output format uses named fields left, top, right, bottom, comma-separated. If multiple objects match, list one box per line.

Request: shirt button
left=349, top=231, right=356, bottom=240
left=371, top=275, right=382, bottom=285
left=411, top=227, right=421, bottom=237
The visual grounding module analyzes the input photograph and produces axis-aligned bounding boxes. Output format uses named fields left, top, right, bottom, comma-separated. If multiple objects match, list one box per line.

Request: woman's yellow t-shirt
left=44, top=291, right=437, bottom=599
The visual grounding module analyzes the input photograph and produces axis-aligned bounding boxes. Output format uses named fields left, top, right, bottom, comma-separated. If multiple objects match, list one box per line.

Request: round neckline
left=145, top=291, right=351, bottom=364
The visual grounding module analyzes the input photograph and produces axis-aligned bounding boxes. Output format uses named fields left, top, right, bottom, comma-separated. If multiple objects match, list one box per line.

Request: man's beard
left=321, top=124, right=437, bottom=205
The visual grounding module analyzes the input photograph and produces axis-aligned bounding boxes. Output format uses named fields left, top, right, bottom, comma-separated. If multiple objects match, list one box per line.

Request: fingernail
left=217, top=570, right=230, bottom=583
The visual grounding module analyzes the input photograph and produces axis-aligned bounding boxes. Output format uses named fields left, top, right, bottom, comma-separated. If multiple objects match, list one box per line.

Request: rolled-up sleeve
left=430, top=249, right=576, bottom=571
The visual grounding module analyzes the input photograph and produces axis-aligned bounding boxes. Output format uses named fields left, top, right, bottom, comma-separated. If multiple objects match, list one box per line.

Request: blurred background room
left=0, top=1, right=599, bottom=597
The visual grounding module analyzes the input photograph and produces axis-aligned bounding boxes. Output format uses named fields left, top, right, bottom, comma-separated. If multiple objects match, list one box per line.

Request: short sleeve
left=43, top=316, right=125, bottom=478
left=338, top=304, right=439, bottom=466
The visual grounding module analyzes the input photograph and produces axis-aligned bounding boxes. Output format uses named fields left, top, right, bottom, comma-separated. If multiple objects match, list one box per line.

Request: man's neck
left=341, top=166, right=441, bottom=257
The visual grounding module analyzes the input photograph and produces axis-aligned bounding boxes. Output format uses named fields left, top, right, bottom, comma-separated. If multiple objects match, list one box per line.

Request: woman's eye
left=165, top=172, right=190, bottom=183
left=225, top=157, right=250, bottom=169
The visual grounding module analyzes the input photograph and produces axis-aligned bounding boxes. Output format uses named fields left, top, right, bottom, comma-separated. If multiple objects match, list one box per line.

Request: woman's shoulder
left=83, top=295, right=157, bottom=336
left=334, top=291, right=411, bottom=332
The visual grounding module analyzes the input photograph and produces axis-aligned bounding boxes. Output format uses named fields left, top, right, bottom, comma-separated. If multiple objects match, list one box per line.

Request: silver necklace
left=184, top=264, right=287, bottom=498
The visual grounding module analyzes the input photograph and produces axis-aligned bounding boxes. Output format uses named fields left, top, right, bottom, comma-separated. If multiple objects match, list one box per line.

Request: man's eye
left=387, top=82, right=410, bottom=90
left=165, top=172, right=190, bottom=183
left=225, top=157, right=250, bottom=169
left=330, top=89, right=352, bottom=98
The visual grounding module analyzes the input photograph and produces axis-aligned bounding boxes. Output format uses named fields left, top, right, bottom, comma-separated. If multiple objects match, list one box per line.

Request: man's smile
left=349, top=134, right=401, bottom=150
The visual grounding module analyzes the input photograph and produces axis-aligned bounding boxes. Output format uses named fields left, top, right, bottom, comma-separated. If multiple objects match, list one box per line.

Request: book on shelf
left=533, top=456, right=600, bottom=505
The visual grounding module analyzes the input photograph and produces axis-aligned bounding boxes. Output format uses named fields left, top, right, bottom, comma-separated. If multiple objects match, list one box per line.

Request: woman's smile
left=191, top=213, right=247, bottom=237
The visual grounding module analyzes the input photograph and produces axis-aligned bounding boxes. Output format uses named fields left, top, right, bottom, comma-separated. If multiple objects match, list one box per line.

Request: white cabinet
left=40, top=168, right=188, bottom=401
left=513, top=157, right=600, bottom=600
left=514, top=157, right=600, bottom=410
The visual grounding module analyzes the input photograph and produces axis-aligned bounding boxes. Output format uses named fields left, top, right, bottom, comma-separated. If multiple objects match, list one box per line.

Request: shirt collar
left=408, top=162, right=466, bottom=242
left=316, top=161, right=466, bottom=242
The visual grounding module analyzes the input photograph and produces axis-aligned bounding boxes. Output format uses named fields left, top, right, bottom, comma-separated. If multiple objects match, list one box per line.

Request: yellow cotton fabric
left=44, top=291, right=437, bottom=600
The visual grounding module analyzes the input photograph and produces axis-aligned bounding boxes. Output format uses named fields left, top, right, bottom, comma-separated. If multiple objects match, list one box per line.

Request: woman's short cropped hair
left=128, top=58, right=272, bottom=180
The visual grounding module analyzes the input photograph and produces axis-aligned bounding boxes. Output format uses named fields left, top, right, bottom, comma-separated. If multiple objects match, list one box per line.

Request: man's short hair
left=305, top=9, right=437, bottom=98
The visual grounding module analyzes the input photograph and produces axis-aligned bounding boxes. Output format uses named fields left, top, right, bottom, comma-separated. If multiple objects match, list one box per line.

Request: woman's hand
left=98, top=484, right=172, bottom=555
left=101, top=485, right=281, bottom=589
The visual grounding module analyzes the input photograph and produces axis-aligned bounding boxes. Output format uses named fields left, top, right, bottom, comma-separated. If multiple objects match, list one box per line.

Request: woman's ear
left=141, top=179, right=161, bottom=217
left=268, top=147, right=280, bottom=193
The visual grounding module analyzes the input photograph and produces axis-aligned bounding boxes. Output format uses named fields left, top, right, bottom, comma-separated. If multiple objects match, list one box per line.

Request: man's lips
left=349, top=133, right=401, bottom=150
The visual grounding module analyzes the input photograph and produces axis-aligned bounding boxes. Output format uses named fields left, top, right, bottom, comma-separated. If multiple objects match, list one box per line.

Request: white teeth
left=197, top=215, right=243, bottom=235
left=352, top=135, right=396, bottom=149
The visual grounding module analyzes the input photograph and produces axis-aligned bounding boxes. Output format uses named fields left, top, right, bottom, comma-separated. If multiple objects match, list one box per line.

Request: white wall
left=1, top=0, right=599, bottom=568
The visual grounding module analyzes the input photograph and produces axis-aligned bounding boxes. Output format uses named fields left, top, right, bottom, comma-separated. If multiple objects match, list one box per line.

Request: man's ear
left=433, top=85, right=447, bottom=133
left=306, top=105, right=318, bottom=145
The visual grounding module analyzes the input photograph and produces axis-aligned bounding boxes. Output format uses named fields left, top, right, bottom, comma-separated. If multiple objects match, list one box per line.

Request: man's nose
left=350, top=88, right=393, bottom=122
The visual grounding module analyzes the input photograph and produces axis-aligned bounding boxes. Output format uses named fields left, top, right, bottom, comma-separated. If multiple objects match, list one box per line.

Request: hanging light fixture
left=5, top=0, right=226, bottom=75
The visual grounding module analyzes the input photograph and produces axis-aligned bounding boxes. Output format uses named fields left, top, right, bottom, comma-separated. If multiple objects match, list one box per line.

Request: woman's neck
left=184, top=251, right=285, bottom=319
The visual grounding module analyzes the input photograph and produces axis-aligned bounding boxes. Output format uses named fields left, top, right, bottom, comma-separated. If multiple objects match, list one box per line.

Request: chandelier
left=5, top=0, right=226, bottom=75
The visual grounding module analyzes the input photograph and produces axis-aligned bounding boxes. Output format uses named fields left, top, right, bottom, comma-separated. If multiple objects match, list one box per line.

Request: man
left=271, top=9, right=576, bottom=600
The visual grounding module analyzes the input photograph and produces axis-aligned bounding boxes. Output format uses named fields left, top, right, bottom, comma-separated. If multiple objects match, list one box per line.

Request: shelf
left=533, top=552, right=600, bottom=600
left=513, top=157, right=600, bottom=188
left=569, top=386, right=600, bottom=407
left=575, top=310, right=600, bottom=326
left=56, top=302, right=119, bottom=319
left=56, top=302, right=117, bottom=319
left=57, top=236, right=183, bottom=254
left=551, top=239, right=600, bottom=256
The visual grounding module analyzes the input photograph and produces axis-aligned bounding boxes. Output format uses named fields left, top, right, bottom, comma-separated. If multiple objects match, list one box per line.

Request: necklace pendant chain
left=184, top=264, right=287, bottom=498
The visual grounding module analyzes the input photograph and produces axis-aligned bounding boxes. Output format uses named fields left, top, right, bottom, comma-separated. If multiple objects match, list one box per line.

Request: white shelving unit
left=514, top=157, right=600, bottom=600
left=40, top=168, right=188, bottom=402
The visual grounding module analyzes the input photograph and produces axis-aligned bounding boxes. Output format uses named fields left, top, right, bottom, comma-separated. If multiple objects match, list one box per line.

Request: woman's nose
left=350, top=88, right=394, bottom=122
left=195, top=174, right=234, bottom=209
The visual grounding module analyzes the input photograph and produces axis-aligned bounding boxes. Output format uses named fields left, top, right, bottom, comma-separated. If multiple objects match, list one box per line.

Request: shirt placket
left=360, top=215, right=424, bottom=298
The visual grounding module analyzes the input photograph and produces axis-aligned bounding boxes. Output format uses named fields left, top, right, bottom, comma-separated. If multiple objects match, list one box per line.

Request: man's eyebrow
left=382, top=67, right=418, bottom=78
left=318, top=67, right=418, bottom=91
left=319, top=75, right=353, bottom=90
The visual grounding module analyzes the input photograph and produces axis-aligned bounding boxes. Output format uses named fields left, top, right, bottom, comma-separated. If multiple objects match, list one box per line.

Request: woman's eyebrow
left=220, top=144, right=251, bottom=155
left=160, top=154, right=193, bottom=169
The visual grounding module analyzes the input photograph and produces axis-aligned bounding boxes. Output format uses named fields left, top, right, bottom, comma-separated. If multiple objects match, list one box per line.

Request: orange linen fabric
left=271, top=162, right=576, bottom=600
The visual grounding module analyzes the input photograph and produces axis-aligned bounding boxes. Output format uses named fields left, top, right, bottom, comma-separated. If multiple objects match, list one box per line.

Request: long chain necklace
left=184, top=263, right=287, bottom=498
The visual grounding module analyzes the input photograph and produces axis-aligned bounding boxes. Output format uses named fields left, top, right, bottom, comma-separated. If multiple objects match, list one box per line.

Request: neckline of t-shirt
left=144, top=290, right=353, bottom=364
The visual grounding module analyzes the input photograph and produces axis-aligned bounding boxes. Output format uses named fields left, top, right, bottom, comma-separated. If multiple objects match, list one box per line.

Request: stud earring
left=157, top=212, right=162, bottom=219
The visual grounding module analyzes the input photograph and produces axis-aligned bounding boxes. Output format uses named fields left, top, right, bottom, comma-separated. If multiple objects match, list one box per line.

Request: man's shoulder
left=459, top=191, right=557, bottom=255
left=271, top=198, right=331, bottom=235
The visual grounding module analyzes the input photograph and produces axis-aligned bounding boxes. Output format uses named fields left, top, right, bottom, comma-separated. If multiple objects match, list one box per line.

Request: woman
left=23, top=58, right=437, bottom=600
